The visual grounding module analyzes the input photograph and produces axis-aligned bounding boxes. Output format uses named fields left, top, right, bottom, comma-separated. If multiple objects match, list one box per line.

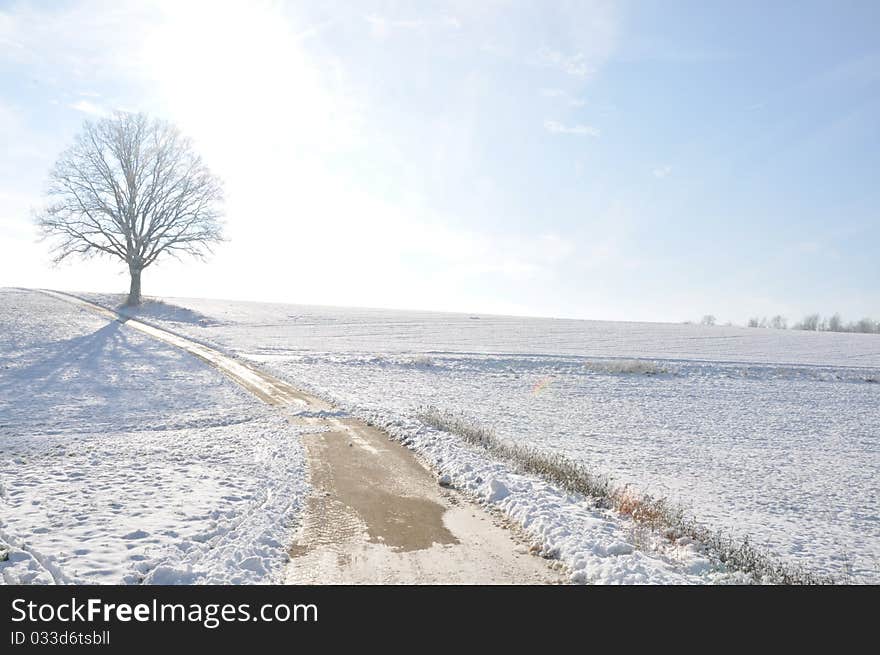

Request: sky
left=0, top=0, right=877, bottom=323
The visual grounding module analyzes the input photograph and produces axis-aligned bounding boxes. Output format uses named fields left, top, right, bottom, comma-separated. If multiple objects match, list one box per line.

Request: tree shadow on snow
left=114, top=298, right=225, bottom=327
left=0, top=318, right=215, bottom=435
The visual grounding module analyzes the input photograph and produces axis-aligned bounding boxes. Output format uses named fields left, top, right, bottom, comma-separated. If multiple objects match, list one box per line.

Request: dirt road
left=40, top=290, right=560, bottom=584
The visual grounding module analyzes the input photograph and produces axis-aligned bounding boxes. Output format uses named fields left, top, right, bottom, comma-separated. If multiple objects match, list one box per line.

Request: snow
left=88, top=293, right=878, bottom=583
left=0, top=289, right=309, bottom=584
left=83, top=294, right=880, bottom=368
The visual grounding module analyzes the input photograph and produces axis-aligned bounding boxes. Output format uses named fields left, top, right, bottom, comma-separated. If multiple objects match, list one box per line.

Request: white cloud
left=479, top=41, right=512, bottom=58
left=531, top=2, right=619, bottom=83
left=365, top=14, right=419, bottom=38
left=653, top=165, right=672, bottom=178
left=544, top=120, right=600, bottom=137
left=536, top=47, right=595, bottom=77
left=540, top=88, right=585, bottom=107
left=364, top=13, right=460, bottom=39
left=69, top=99, right=107, bottom=116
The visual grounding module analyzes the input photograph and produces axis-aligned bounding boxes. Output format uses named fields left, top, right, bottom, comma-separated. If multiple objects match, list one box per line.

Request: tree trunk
left=127, top=267, right=142, bottom=306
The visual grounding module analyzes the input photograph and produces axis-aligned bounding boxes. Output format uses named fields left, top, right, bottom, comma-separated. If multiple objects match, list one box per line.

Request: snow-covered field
left=88, top=294, right=880, bottom=583
left=0, top=289, right=308, bottom=584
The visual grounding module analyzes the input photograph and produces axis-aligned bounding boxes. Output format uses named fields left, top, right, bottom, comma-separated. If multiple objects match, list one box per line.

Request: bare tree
left=701, top=314, right=716, bottom=326
left=36, top=112, right=224, bottom=305
left=853, top=317, right=879, bottom=334
left=827, top=313, right=843, bottom=332
left=794, top=313, right=820, bottom=331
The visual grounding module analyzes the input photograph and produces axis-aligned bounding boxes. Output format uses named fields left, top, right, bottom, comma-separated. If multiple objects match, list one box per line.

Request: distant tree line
left=687, top=313, right=879, bottom=333
left=747, top=313, right=879, bottom=333
left=746, top=315, right=788, bottom=329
